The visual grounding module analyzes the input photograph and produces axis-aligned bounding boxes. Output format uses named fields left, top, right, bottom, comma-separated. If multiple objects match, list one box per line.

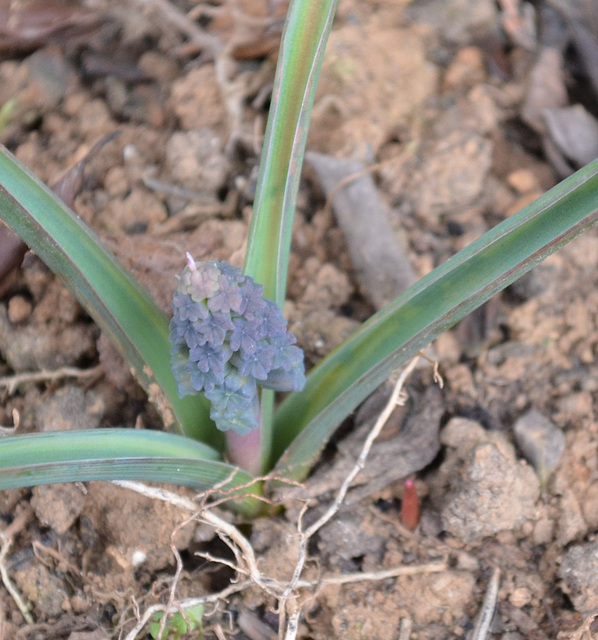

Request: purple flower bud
left=195, top=312, right=235, bottom=346
left=208, top=275, right=245, bottom=314
left=229, top=317, right=260, bottom=355
left=232, top=344, right=276, bottom=381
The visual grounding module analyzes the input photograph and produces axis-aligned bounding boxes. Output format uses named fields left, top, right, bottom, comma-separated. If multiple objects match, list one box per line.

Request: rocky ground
left=1, top=0, right=598, bottom=638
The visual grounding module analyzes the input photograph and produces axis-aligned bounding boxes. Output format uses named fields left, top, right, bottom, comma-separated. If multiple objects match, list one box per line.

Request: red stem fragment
left=400, top=478, right=420, bottom=531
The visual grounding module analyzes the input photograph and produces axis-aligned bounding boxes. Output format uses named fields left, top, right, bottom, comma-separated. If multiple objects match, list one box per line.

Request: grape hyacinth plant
left=2, top=1, right=598, bottom=636
left=170, top=254, right=305, bottom=435
left=0, top=0, right=598, bottom=521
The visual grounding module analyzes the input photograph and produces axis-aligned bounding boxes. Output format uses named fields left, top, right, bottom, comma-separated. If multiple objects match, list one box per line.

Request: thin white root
left=295, top=561, right=447, bottom=588
left=282, top=356, right=421, bottom=601
left=123, top=580, right=252, bottom=640
left=283, top=607, right=301, bottom=640
left=471, top=567, right=501, bottom=640
left=111, top=480, right=197, bottom=511
left=0, top=365, right=101, bottom=394
left=305, top=356, right=421, bottom=539
left=111, top=480, right=275, bottom=595
left=398, top=616, right=412, bottom=640
left=0, top=533, right=33, bottom=625
left=115, top=355, right=439, bottom=640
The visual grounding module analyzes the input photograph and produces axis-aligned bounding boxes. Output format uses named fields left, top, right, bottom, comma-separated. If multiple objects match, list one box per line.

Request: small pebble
left=131, top=550, right=147, bottom=567
left=7, top=295, right=32, bottom=323
left=533, top=518, right=554, bottom=544
left=70, top=595, right=90, bottom=614
left=509, top=587, right=532, bottom=608
left=557, top=489, right=587, bottom=545
left=444, top=46, right=486, bottom=88
left=519, top=521, right=534, bottom=537
left=31, top=483, right=86, bottom=534
left=166, top=128, right=229, bottom=192
left=454, top=551, right=480, bottom=572
left=560, top=540, right=598, bottom=612
left=35, top=386, right=104, bottom=432
left=103, top=166, right=130, bottom=198
left=507, top=168, right=540, bottom=194
left=440, top=439, right=539, bottom=543
left=513, top=409, right=565, bottom=485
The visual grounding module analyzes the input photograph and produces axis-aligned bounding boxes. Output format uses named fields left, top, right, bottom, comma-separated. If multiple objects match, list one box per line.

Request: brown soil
left=1, top=0, right=598, bottom=638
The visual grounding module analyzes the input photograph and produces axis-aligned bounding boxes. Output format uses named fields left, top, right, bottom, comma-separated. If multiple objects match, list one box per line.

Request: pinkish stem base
left=225, top=428, right=262, bottom=476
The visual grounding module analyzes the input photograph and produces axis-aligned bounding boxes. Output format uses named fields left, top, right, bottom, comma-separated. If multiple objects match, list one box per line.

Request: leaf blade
left=0, top=429, right=260, bottom=516
left=244, top=0, right=338, bottom=304
left=0, top=147, right=219, bottom=446
left=271, top=158, right=598, bottom=479
left=242, top=0, right=338, bottom=471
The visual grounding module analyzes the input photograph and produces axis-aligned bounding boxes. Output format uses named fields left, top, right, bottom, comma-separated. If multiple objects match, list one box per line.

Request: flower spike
left=170, top=257, right=305, bottom=433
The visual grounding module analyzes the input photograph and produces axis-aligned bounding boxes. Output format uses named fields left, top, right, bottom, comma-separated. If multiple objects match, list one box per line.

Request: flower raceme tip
left=169, top=256, right=306, bottom=433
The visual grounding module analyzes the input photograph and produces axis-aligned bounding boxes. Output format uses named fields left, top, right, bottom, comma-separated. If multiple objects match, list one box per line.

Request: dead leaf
left=0, top=0, right=104, bottom=52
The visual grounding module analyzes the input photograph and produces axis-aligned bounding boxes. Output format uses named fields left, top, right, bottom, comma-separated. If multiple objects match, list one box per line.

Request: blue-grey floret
left=169, top=254, right=306, bottom=433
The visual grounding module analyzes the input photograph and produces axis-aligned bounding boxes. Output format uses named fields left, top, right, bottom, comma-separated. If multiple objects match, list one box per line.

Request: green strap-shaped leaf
left=244, top=0, right=338, bottom=305
left=0, top=429, right=260, bottom=517
left=271, top=158, right=598, bottom=480
left=242, top=0, right=338, bottom=471
left=0, top=147, right=220, bottom=447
